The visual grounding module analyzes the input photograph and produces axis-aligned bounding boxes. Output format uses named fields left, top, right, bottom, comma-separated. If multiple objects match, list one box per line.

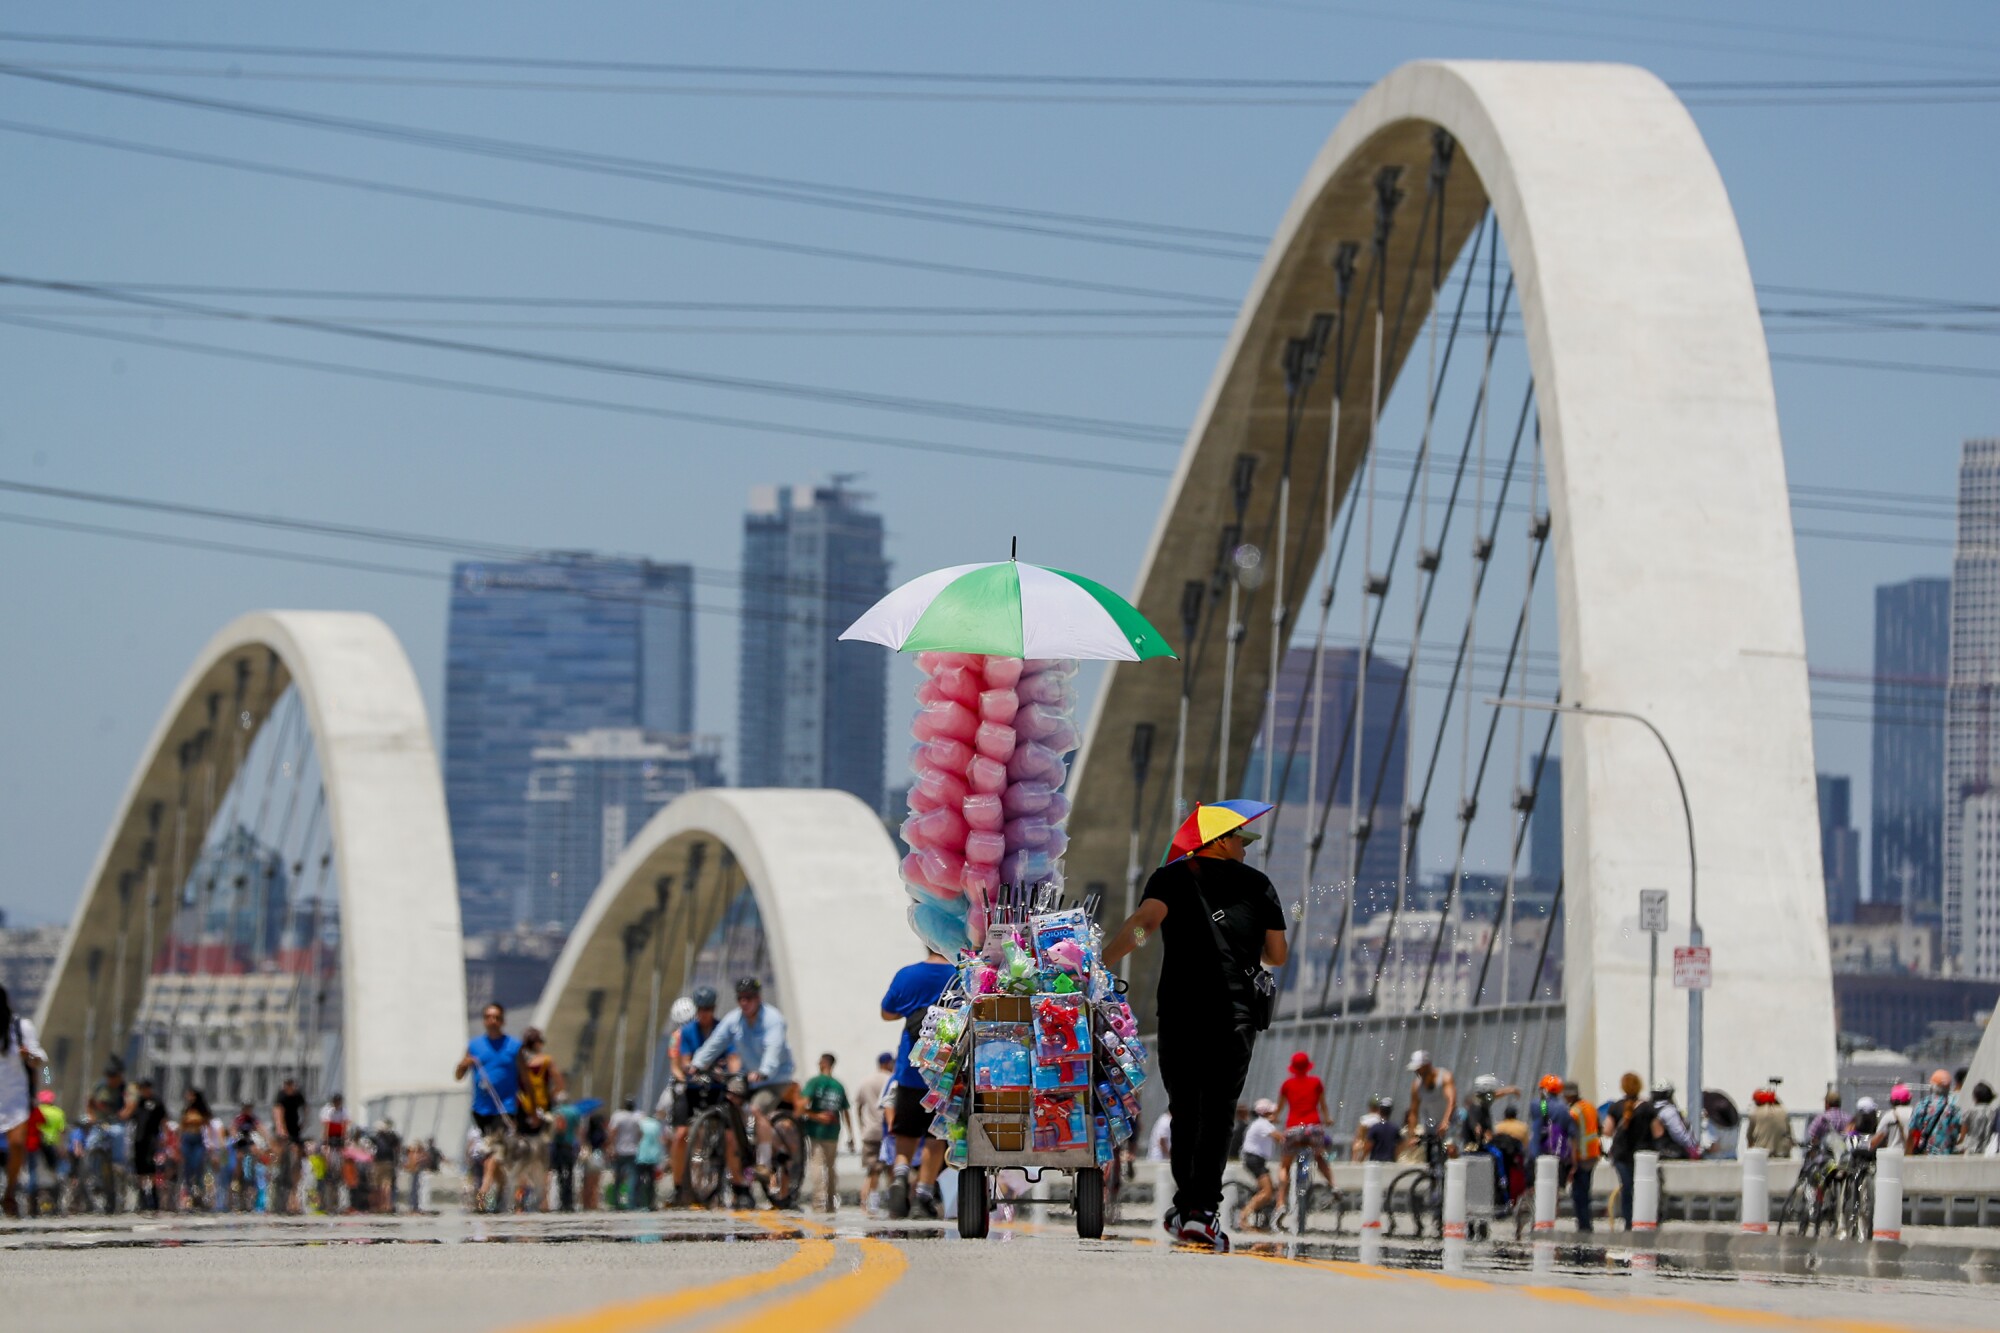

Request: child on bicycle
left=1275, top=1052, right=1335, bottom=1212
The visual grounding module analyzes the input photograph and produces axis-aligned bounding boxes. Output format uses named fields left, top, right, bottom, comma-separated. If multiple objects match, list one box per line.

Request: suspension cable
left=1473, top=702, right=1561, bottom=1005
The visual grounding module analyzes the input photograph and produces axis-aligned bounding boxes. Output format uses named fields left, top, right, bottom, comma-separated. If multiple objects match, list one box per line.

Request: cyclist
left=228, top=1103, right=261, bottom=1211
left=1802, top=1089, right=1852, bottom=1161
left=1238, top=1098, right=1281, bottom=1228
left=1274, top=1051, right=1334, bottom=1215
left=1526, top=1075, right=1578, bottom=1198
left=1360, top=1095, right=1400, bottom=1162
left=1649, top=1081, right=1700, bottom=1159
left=1406, top=1050, right=1458, bottom=1154
left=665, top=987, right=721, bottom=1206
left=691, top=978, right=796, bottom=1201
left=271, top=1076, right=306, bottom=1215
left=1871, top=1083, right=1915, bottom=1150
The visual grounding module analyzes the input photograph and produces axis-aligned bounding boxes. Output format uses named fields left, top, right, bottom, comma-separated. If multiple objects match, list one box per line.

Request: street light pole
left=1486, top=698, right=1701, bottom=1141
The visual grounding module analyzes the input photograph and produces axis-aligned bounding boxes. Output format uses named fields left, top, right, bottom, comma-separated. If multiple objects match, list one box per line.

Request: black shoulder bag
left=1186, top=863, right=1277, bottom=1031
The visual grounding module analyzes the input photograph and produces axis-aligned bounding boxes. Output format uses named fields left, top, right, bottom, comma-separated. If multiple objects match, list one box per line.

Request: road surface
left=0, top=1208, right=1991, bottom=1333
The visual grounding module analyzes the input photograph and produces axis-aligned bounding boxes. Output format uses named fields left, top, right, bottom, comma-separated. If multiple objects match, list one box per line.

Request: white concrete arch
left=1068, top=61, right=1835, bottom=1099
left=37, top=611, right=466, bottom=1112
left=532, top=788, right=908, bottom=1106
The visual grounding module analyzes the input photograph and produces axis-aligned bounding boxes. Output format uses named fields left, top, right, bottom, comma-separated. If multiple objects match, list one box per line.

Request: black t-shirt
left=130, top=1096, right=166, bottom=1149
left=276, top=1090, right=306, bottom=1141
left=1366, top=1118, right=1401, bottom=1162
left=1142, top=855, right=1285, bottom=1027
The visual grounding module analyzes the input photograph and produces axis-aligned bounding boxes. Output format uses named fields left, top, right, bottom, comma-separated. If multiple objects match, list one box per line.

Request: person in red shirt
left=1274, top=1051, right=1335, bottom=1213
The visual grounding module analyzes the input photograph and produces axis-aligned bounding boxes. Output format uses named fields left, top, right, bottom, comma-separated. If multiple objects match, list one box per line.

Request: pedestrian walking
left=0, top=985, right=48, bottom=1219
left=608, top=1098, right=642, bottom=1209
left=800, top=1052, right=853, bottom=1214
left=880, top=948, right=955, bottom=1219
left=854, top=1052, right=891, bottom=1212
left=634, top=1106, right=664, bottom=1210
left=271, top=1076, right=306, bottom=1215
left=1745, top=1085, right=1794, bottom=1157
left=1105, top=801, right=1287, bottom=1251
left=1908, top=1069, right=1965, bottom=1154
left=178, top=1088, right=213, bottom=1211
left=454, top=1002, right=527, bottom=1211
left=1561, top=1080, right=1598, bottom=1232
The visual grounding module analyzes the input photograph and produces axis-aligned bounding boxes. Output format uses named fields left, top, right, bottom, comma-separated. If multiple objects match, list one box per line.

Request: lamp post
left=1123, top=722, right=1155, bottom=979
left=1172, top=580, right=1204, bottom=822
left=1486, top=698, right=1701, bottom=1142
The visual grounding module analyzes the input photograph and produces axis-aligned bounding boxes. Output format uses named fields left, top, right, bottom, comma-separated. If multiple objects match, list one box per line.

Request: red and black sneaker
left=1177, top=1211, right=1231, bottom=1252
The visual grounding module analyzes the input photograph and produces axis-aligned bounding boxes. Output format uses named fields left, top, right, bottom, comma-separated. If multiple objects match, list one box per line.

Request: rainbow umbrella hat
left=1166, top=799, right=1274, bottom=863
left=839, top=556, right=1175, bottom=662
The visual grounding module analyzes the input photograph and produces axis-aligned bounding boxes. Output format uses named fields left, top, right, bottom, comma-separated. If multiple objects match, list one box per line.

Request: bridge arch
left=36, top=611, right=466, bottom=1112
left=532, top=788, right=907, bottom=1108
left=1068, top=61, right=1835, bottom=1097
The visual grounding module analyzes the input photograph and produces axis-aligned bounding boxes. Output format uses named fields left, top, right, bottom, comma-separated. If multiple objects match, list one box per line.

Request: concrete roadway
left=0, top=1208, right=1992, bottom=1333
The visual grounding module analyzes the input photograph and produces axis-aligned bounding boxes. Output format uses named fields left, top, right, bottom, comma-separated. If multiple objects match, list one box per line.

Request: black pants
left=550, top=1141, right=577, bottom=1212
left=1157, top=1018, right=1255, bottom=1220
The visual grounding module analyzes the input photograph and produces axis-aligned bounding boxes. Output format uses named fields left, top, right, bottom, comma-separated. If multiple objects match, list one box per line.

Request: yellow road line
left=709, top=1234, right=910, bottom=1333
left=493, top=1215, right=831, bottom=1333
left=1251, top=1250, right=1933, bottom=1333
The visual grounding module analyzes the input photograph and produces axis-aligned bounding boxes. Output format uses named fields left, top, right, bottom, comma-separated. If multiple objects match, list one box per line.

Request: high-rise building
left=1818, top=773, right=1863, bottom=926
left=1530, top=757, right=1563, bottom=891
left=737, top=481, right=890, bottom=809
left=445, top=555, right=696, bottom=934
left=1873, top=577, right=1948, bottom=922
left=1244, top=646, right=1412, bottom=935
left=524, top=728, right=724, bottom=929
left=1946, top=440, right=2000, bottom=974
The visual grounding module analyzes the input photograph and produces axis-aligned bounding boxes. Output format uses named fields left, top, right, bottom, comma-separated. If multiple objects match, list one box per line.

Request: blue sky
left=1, top=2, right=1993, bottom=924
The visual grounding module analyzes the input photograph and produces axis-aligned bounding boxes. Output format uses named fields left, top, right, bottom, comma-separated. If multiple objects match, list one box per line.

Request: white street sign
left=1639, top=889, right=1669, bottom=934
left=1673, top=945, right=1712, bottom=990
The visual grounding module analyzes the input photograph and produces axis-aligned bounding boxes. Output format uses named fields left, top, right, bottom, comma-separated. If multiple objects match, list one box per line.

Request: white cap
left=1407, top=1050, right=1431, bottom=1072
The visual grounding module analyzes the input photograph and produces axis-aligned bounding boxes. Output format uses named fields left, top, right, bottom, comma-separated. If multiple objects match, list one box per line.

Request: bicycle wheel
left=1777, top=1173, right=1812, bottom=1235
left=1379, top=1169, right=1418, bottom=1235
left=764, top=1114, right=803, bottom=1209
left=1406, top=1171, right=1439, bottom=1238
left=685, top=1111, right=729, bottom=1206
left=1844, top=1167, right=1875, bottom=1241
left=1290, top=1160, right=1312, bottom=1237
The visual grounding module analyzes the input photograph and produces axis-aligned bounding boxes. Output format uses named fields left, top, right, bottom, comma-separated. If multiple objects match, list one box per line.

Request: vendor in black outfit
left=1104, top=819, right=1286, bottom=1251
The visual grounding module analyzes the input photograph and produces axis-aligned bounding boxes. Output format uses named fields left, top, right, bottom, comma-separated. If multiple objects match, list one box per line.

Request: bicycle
left=1779, top=1146, right=1844, bottom=1237
left=1385, top=1131, right=1447, bottom=1238
left=684, top=1075, right=803, bottom=1209
left=1275, top=1130, right=1345, bottom=1236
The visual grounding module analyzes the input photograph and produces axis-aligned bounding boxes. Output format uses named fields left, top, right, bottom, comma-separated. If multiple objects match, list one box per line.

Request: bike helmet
left=669, top=996, right=698, bottom=1027
left=1651, top=1080, right=1676, bottom=1098
left=1855, top=1096, right=1878, bottom=1113
left=1472, top=1074, right=1500, bottom=1097
left=1889, top=1083, right=1912, bottom=1105
left=735, top=976, right=763, bottom=998
left=1372, top=1095, right=1395, bottom=1113
left=1538, top=1074, right=1564, bottom=1095
left=1253, top=1098, right=1278, bottom=1117
left=692, top=985, right=719, bottom=1010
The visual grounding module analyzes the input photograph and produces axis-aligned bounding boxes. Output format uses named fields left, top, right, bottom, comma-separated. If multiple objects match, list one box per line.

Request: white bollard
left=1442, top=1156, right=1468, bottom=1239
left=1533, top=1154, right=1559, bottom=1233
left=1632, top=1150, right=1660, bottom=1233
left=1532, top=1239, right=1556, bottom=1273
left=1360, top=1159, right=1386, bottom=1232
left=1740, top=1148, right=1770, bottom=1234
left=1872, top=1147, right=1904, bottom=1243
left=1442, top=1236, right=1467, bottom=1274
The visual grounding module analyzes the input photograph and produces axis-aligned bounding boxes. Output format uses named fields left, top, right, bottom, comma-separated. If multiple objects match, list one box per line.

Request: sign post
left=1640, top=889, right=1669, bottom=1085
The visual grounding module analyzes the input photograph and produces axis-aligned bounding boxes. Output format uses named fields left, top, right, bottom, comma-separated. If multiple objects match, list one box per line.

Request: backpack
left=1534, top=1096, right=1572, bottom=1160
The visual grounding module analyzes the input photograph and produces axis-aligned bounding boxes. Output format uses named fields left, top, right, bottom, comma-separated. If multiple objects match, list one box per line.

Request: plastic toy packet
left=1033, top=993, right=1091, bottom=1066
left=1031, top=1091, right=1089, bottom=1152
left=1030, top=908, right=1096, bottom=977
left=972, top=1023, right=1033, bottom=1090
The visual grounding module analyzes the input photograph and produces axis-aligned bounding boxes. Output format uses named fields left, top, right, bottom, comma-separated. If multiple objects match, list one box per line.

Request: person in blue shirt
left=692, top=978, right=795, bottom=1197
left=454, top=1002, right=526, bottom=1211
left=879, top=948, right=954, bottom=1220
left=664, top=986, right=721, bottom=1206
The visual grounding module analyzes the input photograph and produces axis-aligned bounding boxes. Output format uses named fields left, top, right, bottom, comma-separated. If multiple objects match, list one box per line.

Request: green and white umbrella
left=839, top=560, right=1176, bottom=662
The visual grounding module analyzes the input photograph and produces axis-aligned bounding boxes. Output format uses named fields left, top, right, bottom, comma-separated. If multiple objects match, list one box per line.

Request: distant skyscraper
left=524, top=728, right=723, bottom=930
left=1530, top=758, right=1563, bottom=891
left=445, top=555, right=696, bottom=934
left=737, top=481, right=890, bottom=809
left=1817, top=774, right=1862, bottom=926
left=1947, top=439, right=2000, bottom=974
left=1873, top=577, right=1948, bottom=923
left=1245, top=646, right=1412, bottom=926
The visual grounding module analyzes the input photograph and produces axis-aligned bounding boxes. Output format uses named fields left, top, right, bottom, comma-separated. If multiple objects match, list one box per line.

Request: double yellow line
left=497, top=1215, right=906, bottom=1333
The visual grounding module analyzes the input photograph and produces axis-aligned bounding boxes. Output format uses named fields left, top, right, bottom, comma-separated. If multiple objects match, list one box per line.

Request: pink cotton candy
left=910, top=804, right=969, bottom=852
left=973, top=721, right=1017, bottom=763
left=915, top=766, right=970, bottom=808
left=978, top=688, right=1020, bottom=724
left=964, top=829, right=1007, bottom=865
left=901, top=851, right=940, bottom=894
left=918, top=846, right=966, bottom=895
left=962, top=793, right=1005, bottom=831
left=916, top=651, right=985, bottom=675
left=1003, top=817, right=1051, bottom=849
left=920, top=737, right=974, bottom=774
left=932, top=665, right=981, bottom=707
left=915, top=679, right=949, bottom=707
left=1001, top=781, right=1054, bottom=816
left=1017, top=672, right=1072, bottom=707
left=1006, top=740, right=1066, bottom=785
left=982, top=657, right=1025, bottom=689
left=913, top=698, right=978, bottom=742
left=966, top=755, right=1009, bottom=794
left=907, top=782, right=943, bottom=814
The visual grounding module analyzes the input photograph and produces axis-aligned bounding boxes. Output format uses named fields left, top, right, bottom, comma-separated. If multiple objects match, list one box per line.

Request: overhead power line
left=0, top=311, right=1174, bottom=479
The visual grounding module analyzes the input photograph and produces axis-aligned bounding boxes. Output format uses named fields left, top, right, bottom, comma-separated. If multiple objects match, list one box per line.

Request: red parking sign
left=1672, top=946, right=1711, bottom=990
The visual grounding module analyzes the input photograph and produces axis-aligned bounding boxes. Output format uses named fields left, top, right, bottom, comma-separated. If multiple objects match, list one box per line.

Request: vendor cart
left=955, top=992, right=1105, bottom=1240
